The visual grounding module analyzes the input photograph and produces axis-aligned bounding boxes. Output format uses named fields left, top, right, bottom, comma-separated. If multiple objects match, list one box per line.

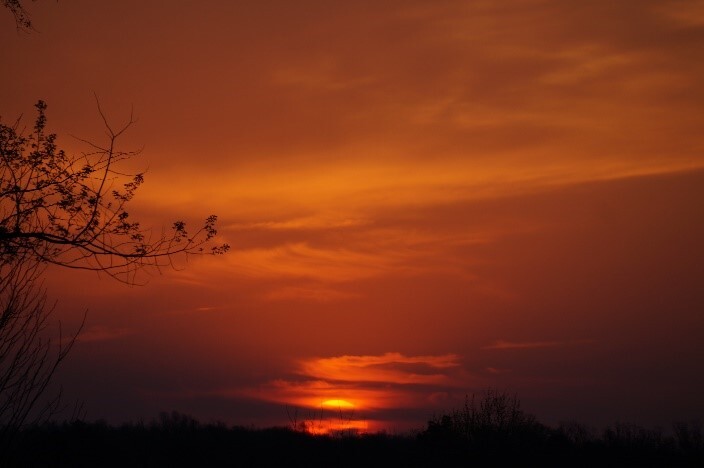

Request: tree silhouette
left=0, top=100, right=228, bottom=446
left=0, top=254, right=82, bottom=455
left=2, top=0, right=33, bottom=31
left=1, top=100, right=229, bottom=283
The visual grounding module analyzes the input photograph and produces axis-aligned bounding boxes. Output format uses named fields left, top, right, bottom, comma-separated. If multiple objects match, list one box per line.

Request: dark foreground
left=3, top=413, right=703, bottom=467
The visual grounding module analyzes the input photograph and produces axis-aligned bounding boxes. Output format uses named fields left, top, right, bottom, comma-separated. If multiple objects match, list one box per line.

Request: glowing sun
left=321, top=399, right=355, bottom=409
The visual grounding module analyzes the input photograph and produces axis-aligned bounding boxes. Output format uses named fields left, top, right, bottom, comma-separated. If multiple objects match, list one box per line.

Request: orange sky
left=2, top=0, right=703, bottom=431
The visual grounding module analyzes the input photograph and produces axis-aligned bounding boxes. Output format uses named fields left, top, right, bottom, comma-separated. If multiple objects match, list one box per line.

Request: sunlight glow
left=321, top=399, right=355, bottom=409
left=306, top=419, right=369, bottom=436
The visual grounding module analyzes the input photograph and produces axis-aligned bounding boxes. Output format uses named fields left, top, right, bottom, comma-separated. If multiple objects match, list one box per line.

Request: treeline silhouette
left=4, top=391, right=703, bottom=467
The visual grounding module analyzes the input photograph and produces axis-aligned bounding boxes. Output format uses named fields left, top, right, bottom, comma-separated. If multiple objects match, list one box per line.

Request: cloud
left=240, top=379, right=410, bottom=411
left=169, top=236, right=453, bottom=289
left=272, top=59, right=376, bottom=91
left=228, top=243, right=409, bottom=282
left=263, top=286, right=359, bottom=303
left=228, top=352, right=471, bottom=430
left=220, top=352, right=475, bottom=433
left=657, top=0, right=704, bottom=27
left=486, top=367, right=512, bottom=374
left=75, top=325, right=135, bottom=343
left=299, top=353, right=461, bottom=385
left=227, top=215, right=369, bottom=231
left=483, top=339, right=593, bottom=350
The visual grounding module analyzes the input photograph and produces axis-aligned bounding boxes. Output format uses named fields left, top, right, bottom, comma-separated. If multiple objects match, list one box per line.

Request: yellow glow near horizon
left=306, top=419, right=370, bottom=436
left=321, top=399, right=355, bottom=409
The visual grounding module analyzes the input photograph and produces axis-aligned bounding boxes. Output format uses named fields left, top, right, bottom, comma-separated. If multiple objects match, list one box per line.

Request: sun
left=321, top=399, right=355, bottom=409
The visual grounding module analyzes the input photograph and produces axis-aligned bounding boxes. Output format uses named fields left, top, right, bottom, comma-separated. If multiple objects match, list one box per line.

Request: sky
left=1, top=0, right=703, bottom=433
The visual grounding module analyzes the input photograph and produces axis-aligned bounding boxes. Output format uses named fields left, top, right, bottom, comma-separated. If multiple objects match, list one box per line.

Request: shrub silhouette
left=674, top=420, right=703, bottom=454
left=421, top=389, right=558, bottom=465
left=426, top=389, right=538, bottom=439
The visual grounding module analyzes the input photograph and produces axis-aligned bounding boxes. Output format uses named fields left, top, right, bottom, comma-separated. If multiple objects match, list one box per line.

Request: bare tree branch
left=0, top=100, right=230, bottom=283
left=2, top=0, right=34, bottom=32
left=0, top=99, right=228, bottom=452
left=0, top=253, right=85, bottom=453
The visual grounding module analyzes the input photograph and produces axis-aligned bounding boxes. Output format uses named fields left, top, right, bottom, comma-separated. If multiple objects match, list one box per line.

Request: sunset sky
left=2, top=0, right=703, bottom=433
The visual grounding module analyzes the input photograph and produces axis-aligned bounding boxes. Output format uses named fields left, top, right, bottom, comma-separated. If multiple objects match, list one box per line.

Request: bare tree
left=0, top=100, right=228, bottom=442
left=0, top=253, right=82, bottom=452
left=1, top=100, right=229, bottom=283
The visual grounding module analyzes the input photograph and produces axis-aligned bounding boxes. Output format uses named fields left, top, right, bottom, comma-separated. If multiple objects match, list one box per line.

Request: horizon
left=2, top=0, right=703, bottom=434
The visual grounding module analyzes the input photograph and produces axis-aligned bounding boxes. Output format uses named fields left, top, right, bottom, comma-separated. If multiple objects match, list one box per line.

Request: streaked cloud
left=75, top=326, right=135, bottom=343
left=299, top=353, right=461, bottom=385
left=226, top=242, right=411, bottom=282
left=486, top=367, right=512, bottom=374
left=227, top=215, right=369, bottom=231
left=657, top=0, right=704, bottom=27
left=263, top=286, right=359, bottom=303
left=483, top=339, right=593, bottom=350
left=227, top=353, right=469, bottom=432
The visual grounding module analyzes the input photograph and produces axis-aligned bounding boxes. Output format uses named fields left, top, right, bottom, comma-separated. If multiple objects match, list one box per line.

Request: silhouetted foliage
left=417, top=390, right=702, bottom=467
left=1, top=100, right=229, bottom=283
left=420, top=389, right=557, bottom=465
left=674, top=420, right=703, bottom=452
left=424, top=389, right=541, bottom=442
left=0, top=101, right=227, bottom=457
left=5, top=402, right=703, bottom=467
left=2, top=0, right=34, bottom=31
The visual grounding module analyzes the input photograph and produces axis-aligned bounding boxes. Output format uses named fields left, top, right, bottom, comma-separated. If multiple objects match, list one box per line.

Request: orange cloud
left=234, top=353, right=465, bottom=414
left=225, top=242, right=410, bottom=282
left=299, top=353, right=461, bottom=386
left=227, top=215, right=369, bottom=231
left=228, top=352, right=469, bottom=433
left=243, top=379, right=409, bottom=411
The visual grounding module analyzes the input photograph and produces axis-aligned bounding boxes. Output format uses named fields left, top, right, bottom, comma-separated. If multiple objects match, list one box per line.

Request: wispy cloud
left=263, top=286, right=359, bottom=303
left=75, top=326, right=135, bottom=343
left=227, top=215, right=369, bottom=231
left=486, top=367, right=512, bottom=374
left=483, top=339, right=593, bottom=350
left=299, top=353, right=461, bottom=385
left=657, top=0, right=704, bottom=27
left=217, top=243, right=411, bottom=282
